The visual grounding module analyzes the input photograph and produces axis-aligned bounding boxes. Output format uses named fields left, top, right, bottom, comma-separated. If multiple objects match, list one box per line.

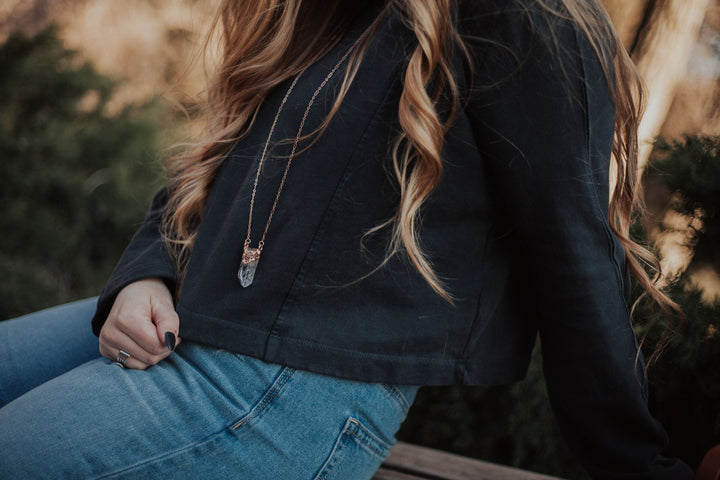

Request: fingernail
left=165, top=332, right=176, bottom=351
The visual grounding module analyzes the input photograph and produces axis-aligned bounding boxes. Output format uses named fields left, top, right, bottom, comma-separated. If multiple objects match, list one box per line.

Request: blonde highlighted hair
left=163, top=0, right=678, bottom=321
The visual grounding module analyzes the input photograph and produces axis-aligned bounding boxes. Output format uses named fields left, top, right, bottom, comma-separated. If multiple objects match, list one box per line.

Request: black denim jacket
left=92, top=2, right=692, bottom=478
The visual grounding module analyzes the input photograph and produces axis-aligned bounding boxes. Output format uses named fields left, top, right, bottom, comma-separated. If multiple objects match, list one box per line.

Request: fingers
left=99, top=278, right=180, bottom=370
left=100, top=344, right=151, bottom=371
left=152, top=300, right=181, bottom=352
left=100, top=328, right=171, bottom=368
left=102, top=301, right=168, bottom=355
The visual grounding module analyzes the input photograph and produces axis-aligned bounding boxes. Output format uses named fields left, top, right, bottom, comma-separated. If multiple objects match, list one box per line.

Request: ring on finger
left=115, top=350, right=131, bottom=369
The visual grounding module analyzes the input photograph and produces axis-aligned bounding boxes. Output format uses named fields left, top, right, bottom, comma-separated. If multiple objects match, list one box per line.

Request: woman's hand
left=99, top=278, right=180, bottom=370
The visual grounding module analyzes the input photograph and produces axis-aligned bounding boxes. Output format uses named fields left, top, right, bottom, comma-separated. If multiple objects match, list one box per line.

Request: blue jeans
left=0, top=299, right=418, bottom=479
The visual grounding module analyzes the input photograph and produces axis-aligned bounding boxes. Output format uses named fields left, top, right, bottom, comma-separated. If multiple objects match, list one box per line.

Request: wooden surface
left=376, top=442, right=720, bottom=479
left=373, top=442, right=564, bottom=480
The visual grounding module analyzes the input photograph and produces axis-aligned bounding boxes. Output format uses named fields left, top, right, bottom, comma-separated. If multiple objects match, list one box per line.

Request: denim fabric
left=0, top=297, right=100, bottom=406
left=0, top=301, right=418, bottom=480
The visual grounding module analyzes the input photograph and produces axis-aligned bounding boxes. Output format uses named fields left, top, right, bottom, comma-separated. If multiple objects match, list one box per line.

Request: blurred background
left=1, top=0, right=719, bottom=477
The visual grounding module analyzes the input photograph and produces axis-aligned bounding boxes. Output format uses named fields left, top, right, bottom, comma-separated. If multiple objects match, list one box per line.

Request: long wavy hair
left=162, top=0, right=679, bottom=321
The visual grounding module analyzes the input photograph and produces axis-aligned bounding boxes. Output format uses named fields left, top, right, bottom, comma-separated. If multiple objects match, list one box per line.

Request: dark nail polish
left=165, top=331, right=176, bottom=351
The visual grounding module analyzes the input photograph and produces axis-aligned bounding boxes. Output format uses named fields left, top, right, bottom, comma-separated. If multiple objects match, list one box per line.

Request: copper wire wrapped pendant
left=238, top=246, right=261, bottom=287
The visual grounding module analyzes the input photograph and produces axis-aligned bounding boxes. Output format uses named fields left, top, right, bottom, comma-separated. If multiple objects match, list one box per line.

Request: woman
left=0, top=0, right=694, bottom=478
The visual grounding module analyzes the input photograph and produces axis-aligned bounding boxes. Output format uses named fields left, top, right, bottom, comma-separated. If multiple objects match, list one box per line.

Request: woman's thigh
left=0, top=342, right=418, bottom=480
left=0, top=297, right=100, bottom=406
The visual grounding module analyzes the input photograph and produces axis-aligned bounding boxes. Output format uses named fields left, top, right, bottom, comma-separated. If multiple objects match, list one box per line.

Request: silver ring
left=114, top=350, right=131, bottom=368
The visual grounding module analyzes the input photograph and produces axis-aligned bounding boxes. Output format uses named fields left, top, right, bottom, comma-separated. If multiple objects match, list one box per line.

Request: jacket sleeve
left=91, top=187, right=177, bottom=336
left=462, top=2, right=692, bottom=478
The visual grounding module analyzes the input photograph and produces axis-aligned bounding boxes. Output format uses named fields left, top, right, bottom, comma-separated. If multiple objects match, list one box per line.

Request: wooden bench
left=373, top=442, right=564, bottom=480
left=375, top=442, right=720, bottom=480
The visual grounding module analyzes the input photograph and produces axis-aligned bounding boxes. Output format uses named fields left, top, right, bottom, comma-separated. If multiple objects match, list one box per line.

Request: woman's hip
left=0, top=341, right=418, bottom=480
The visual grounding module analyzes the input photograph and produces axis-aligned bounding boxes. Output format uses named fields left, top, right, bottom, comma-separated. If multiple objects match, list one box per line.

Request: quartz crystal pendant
left=238, top=246, right=261, bottom=287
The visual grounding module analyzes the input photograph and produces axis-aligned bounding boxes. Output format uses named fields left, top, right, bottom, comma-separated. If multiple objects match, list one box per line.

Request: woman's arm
left=463, top=2, right=691, bottom=478
left=92, top=188, right=177, bottom=336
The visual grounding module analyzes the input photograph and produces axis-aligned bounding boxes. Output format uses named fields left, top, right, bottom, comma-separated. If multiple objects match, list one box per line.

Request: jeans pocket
left=313, top=417, right=392, bottom=480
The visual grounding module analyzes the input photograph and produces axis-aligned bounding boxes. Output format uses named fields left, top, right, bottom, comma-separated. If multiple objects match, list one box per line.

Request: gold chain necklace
left=238, top=36, right=362, bottom=287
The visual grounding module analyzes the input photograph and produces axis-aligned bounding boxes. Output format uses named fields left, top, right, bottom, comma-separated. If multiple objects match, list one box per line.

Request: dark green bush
left=0, top=27, right=168, bottom=319
left=639, top=137, right=720, bottom=467
left=646, top=136, right=720, bottom=271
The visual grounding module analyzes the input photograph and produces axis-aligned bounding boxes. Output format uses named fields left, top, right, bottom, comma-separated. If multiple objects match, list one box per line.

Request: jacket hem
left=176, top=305, right=528, bottom=386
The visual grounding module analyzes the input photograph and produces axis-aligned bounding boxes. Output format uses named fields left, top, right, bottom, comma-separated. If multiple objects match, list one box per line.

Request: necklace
left=238, top=36, right=362, bottom=287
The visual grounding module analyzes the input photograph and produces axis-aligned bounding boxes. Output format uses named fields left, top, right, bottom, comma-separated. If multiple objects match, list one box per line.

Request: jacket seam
left=458, top=223, right=492, bottom=371
left=265, top=62, right=406, bottom=359
left=574, top=25, right=632, bottom=321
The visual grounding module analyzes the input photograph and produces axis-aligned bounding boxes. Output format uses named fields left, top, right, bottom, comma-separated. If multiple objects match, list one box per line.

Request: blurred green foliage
left=0, top=27, right=168, bottom=319
left=638, top=137, right=720, bottom=467
left=647, top=136, right=720, bottom=271
left=1, top=27, right=719, bottom=480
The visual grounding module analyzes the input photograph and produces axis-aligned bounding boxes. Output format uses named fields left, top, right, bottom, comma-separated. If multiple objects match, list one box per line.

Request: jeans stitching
left=315, top=426, right=351, bottom=480
left=231, top=367, right=295, bottom=430
left=382, top=384, right=409, bottom=414
left=314, top=417, right=388, bottom=480
left=94, top=367, right=295, bottom=479
left=345, top=418, right=390, bottom=457
left=95, top=430, right=227, bottom=479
